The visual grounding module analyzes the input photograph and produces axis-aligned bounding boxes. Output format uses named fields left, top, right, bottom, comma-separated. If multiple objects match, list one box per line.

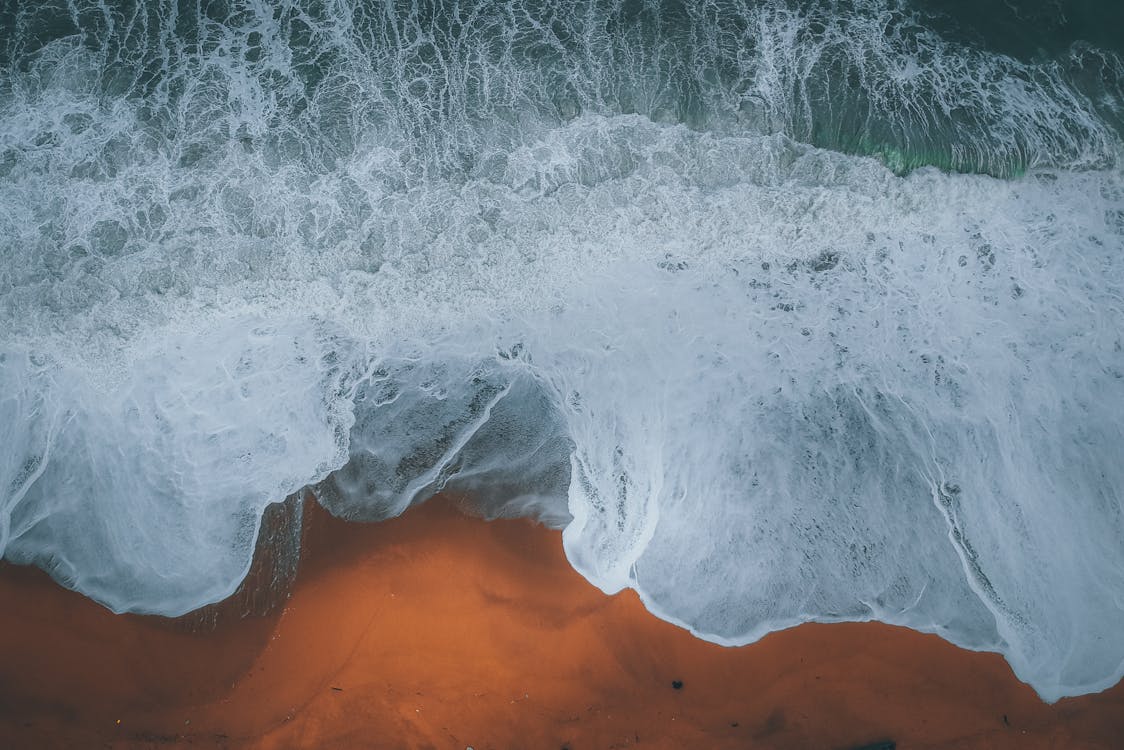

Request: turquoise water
left=1, top=0, right=1122, bottom=702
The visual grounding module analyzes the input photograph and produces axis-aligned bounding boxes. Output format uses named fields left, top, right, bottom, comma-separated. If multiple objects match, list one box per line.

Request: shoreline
left=1, top=495, right=1122, bottom=749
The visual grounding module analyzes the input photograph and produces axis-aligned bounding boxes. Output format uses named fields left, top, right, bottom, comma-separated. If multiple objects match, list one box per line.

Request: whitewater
left=1, top=0, right=1122, bottom=703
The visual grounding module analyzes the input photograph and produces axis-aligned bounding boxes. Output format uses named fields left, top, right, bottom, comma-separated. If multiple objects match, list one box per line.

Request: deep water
left=1, top=0, right=1122, bottom=702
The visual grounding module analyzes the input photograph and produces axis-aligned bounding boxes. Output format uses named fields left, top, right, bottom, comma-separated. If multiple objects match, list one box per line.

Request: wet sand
left=1, top=495, right=1122, bottom=749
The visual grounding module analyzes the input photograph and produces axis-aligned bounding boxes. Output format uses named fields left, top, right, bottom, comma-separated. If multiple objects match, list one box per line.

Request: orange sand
left=1, top=495, right=1122, bottom=749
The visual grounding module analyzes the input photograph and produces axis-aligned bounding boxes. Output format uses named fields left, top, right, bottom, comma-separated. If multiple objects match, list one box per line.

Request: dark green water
left=1, top=0, right=1120, bottom=176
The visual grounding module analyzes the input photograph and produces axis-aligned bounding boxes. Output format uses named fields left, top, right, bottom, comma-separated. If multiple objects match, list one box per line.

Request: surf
left=1, top=0, right=1122, bottom=704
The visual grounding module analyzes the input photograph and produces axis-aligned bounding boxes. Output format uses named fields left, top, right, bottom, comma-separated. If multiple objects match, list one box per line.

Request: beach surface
left=1, top=495, right=1121, bottom=749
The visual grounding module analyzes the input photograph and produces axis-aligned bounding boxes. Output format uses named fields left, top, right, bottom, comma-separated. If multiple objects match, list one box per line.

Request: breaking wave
left=2, top=0, right=1123, bottom=702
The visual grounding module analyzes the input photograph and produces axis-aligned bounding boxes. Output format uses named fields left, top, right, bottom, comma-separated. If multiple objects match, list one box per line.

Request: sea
left=1, top=0, right=1122, bottom=703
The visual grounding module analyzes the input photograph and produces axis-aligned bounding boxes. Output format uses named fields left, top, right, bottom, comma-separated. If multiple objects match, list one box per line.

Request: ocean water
left=1, top=0, right=1122, bottom=703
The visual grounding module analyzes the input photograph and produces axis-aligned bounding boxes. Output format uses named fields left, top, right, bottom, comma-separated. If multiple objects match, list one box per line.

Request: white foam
left=2, top=318, right=351, bottom=615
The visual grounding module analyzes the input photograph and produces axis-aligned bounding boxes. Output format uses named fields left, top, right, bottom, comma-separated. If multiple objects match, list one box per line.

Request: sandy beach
left=1, top=494, right=1121, bottom=749
left=4, top=0, right=1124, bottom=745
